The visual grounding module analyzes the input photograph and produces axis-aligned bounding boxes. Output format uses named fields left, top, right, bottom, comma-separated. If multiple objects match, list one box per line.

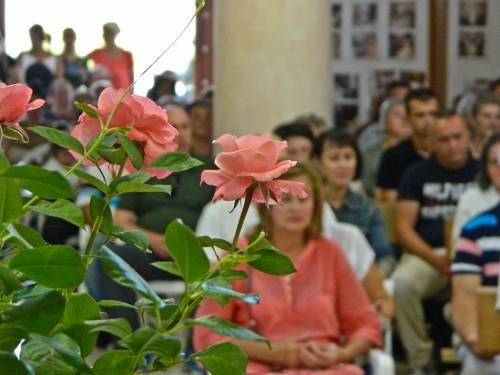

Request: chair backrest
left=477, top=286, right=500, bottom=352
left=377, top=202, right=397, bottom=244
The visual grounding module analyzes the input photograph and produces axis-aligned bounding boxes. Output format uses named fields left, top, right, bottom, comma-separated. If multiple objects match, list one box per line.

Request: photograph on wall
left=353, top=2, right=378, bottom=26
left=332, top=32, right=341, bottom=59
left=333, top=104, right=359, bottom=131
left=459, top=0, right=487, bottom=26
left=389, top=1, right=416, bottom=28
left=334, top=73, right=360, bottom=99
left=459, top=31, right=485, bottom=57
left=352, top=32, right=378, bottom=58
left=332, top=3, right=342, bottom=29
left=372, top=70, right=397, bottom=96
left=389, top=32, right=416, bottom=59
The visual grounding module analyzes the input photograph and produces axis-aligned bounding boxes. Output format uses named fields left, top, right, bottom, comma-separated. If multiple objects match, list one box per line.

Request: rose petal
left=213, top=134, right=239, bottom=152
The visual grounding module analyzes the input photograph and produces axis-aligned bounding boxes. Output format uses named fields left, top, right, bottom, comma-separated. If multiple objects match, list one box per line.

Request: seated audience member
left=454, top=134, right=500, bottom=242
left=362, top=98, right=412, bottom=197
left=194, top=163, right=381, bottom=374
left=316, top=129, right=395, bottom=275
left=187, top=99, right=212, bottom=157
left=273, top=120, right=316, bottom=162
left=86, top=104, right=214, bottom=330
left=294, top=113, right=328, bottom=138
left=147, top=70, right=178, bottom=102
left=468, top=95, right=500, bottom=159
left=43, top=78, right=77, bottom=127
left=451, top=202, right=500, bottom=374
left=393, top=112, right=479, bottom=373
left=376, top=88, right=439, bottom=203
left=357, top=79, right=412, bottom=152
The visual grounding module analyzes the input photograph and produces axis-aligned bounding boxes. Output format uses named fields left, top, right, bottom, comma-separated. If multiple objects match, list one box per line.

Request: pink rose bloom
left=0, top=83, right=45, bottom=142
left=71, top=88, right=179, bottom=179
left=201, top=134, right=307, bottom=204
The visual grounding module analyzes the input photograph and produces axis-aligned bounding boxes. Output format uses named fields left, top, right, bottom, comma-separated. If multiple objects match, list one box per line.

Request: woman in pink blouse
left=194, top=162, right=381, bottom=374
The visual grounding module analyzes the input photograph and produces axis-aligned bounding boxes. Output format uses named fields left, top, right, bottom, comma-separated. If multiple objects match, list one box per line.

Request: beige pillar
left=213, top=0, right=332, bottom=137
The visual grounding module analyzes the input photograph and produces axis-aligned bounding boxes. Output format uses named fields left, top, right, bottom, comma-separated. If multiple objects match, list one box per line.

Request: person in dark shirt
left=376, top=88, right=439, bottom=202
left=392, top=112, right=479, bottom=373
left=451, top=202, right=500, bottom=374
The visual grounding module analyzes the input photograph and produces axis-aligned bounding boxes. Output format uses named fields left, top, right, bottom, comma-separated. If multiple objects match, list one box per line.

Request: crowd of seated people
left=1, top=23, right=500, bottom=375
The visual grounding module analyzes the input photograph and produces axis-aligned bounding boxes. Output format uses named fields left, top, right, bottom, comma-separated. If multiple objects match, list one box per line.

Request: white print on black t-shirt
left=423, top=182, right=473, bottom=202
left=421, top=182, right=475, bottom=220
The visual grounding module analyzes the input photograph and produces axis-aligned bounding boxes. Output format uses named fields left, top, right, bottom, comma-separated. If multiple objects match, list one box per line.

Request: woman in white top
left=453, top=133, right=500, bottom=241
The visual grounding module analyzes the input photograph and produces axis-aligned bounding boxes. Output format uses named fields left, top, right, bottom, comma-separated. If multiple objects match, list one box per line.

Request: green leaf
left=165, top=220, right=209, bottom=283
left=7, top=223, right=48, bottom=249
left=21, top=338, right=76, bottom=375
left=118, top=134, right=143, bottom=170
left=98, top=299, right=139, bottom=310
left=97, top=146, right=127, bottom=165
left=0, top=165, right=73, bottom=199
left=28, top=126, right=84, bottom=155
left=10, top=245, right=85, bottom=289
left=0, top=351, right=31, bottom=375
left=63, top=294, right=101, bottom=358
left=116, top=182, right=171, bottom=195
left=1, top=290, right=65, bottom=335
left=28, top=333, right=92, bottom=374
left=151, top=261, right=182, bottom=277
left=71, top=168, right=109, bottom=194
left=99, top=245, right=164, bottom=306
left=13, top=285, right=52, bottom=301
left=119, top=327, right=181, bottom=360
left=111, top=226, right=149, bottom=251
left=197, top=236, right=232, bottom=251
left=192, top=342, right=248, bottom=375
left=149, top=152, right=204, bottom=171
left=109, top=171, right=151, bottom=192
left=219, top=270, right=248, bottom=280
left=86, top=318, right=132, bottom=339
left=186, top=315, right=267, bottom=344
left=63, top=294, right=100, bottom=328
left=90, top=196, right=113, bottom=235
left=0, top=264, right=22, bottom=295
left=249, top=249, right=297, bottom=276
left=0, top=326, right=25, bottom=351
left=93, top=350, right=135, bottom=375
left=31, top=199, right=85, bottom=229
left=0, top=152, right=23, bottom=223
left=246, top=232, right=275, bottom=253
left=201, top=277, right=260, bottom=305
left=74, top=101, right=98, bottom=118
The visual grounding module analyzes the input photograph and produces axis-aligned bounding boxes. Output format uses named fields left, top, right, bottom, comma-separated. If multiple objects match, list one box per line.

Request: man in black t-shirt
left=392, top=113, right=478, bottom=373
left=376, top=88, right=439, bottom=202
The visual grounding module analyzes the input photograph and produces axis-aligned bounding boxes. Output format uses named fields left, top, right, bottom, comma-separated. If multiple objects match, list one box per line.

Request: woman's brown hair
left=255, top=161, right=324, bottom=244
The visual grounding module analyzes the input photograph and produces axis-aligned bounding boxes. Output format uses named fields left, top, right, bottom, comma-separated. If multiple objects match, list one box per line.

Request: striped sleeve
left=452, top=236, right=482, bottom=275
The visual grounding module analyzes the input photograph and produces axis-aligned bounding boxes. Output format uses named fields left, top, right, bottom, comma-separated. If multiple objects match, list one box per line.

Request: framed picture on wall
left=390, top=1, right=416, bottom=28
left=459, top=0, right=487, bottom=26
